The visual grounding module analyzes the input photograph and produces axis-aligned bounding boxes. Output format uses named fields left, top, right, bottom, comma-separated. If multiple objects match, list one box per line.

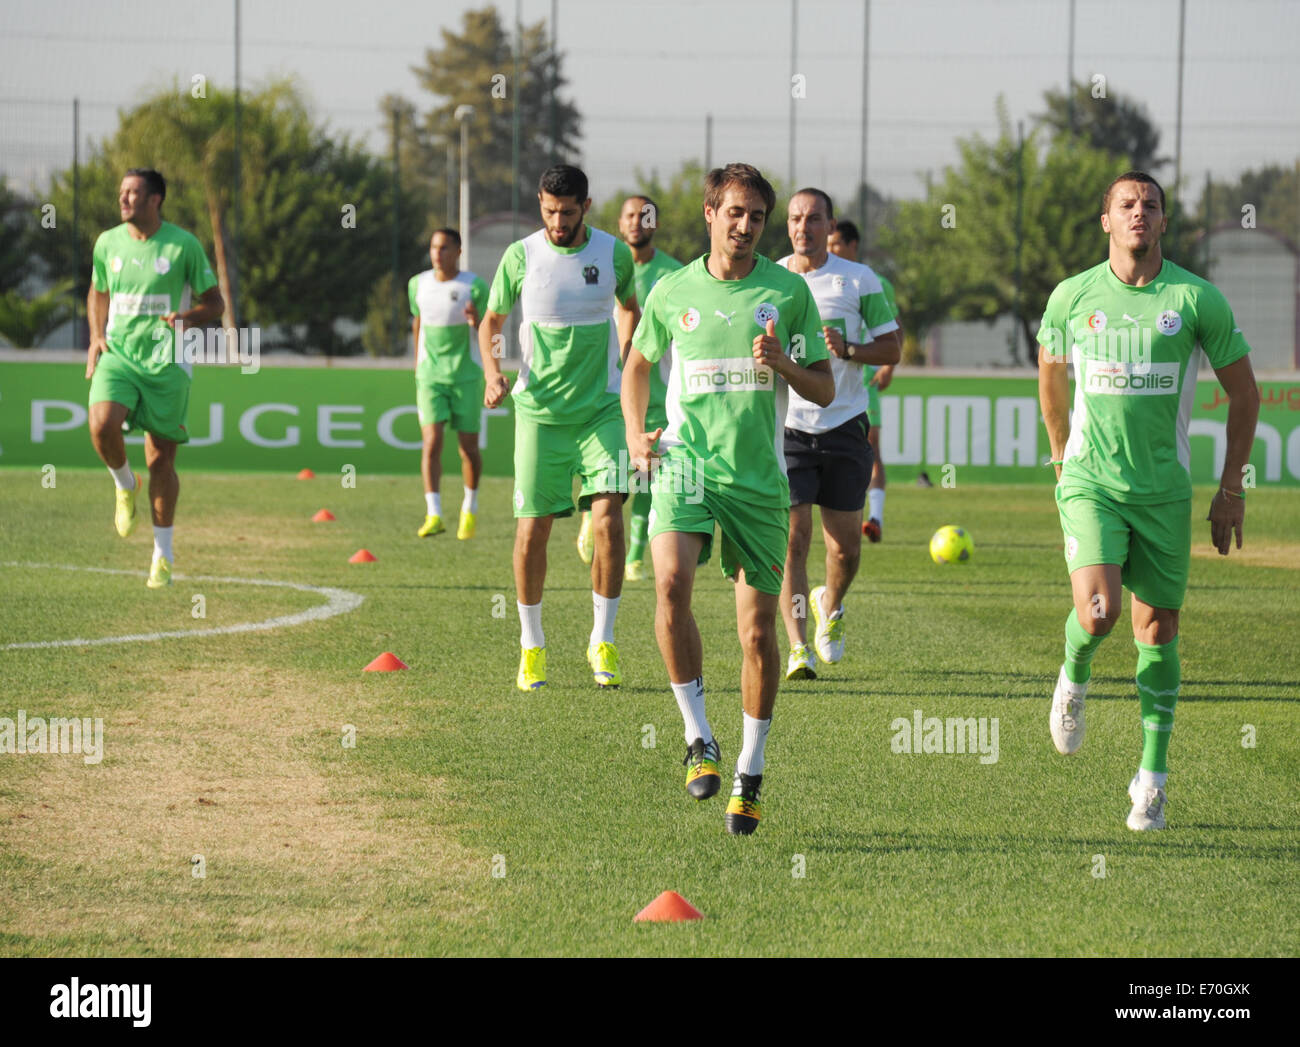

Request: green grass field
left=1, top=468, right=1297, bottom=956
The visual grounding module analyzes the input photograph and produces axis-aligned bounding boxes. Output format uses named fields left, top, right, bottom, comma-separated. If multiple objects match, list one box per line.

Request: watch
left=846, top=342, right=856, bottom=360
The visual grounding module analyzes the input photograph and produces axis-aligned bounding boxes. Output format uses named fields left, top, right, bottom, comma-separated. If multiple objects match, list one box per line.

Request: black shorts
left=784, top=412, right=873, bottom=511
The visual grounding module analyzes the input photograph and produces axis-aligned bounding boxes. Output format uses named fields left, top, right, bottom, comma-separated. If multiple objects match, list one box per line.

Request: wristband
left=1047, top=459, right=1064, bottom=466
left=1218, top=487, right=1245, bottom=500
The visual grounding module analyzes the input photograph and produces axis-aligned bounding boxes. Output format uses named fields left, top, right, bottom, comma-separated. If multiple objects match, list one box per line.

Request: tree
left=879, top=101, right=1198, bottom=363
left=1, top=181, right=49, bottom=295
left=41, top=80, right=429, bottom=355
left=1201, top=162, right=1299, bottom=248
left=0, top=281, right=72, bottom=348
left=1037, top=81, right=1168, bottom=174
left=409, top=6, right=582, bottom=222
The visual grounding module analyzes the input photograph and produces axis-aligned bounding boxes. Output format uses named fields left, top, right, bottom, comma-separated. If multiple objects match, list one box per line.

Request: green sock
left=1063, top=608, right=1105, bottom=684
left=1136, top=636, right=1180, bottom=773
left=627, top=491, right=651, bottom=563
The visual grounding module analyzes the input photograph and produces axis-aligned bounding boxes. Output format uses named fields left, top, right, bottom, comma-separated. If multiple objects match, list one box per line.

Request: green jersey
left=91, top=221, right=218, bottom=376
left=632, top=248, right=685, bottom=416
left=409, top=269, right=489, bottom=385
left=632, top=253, right=829, bottom=509
left=488, top=225, right=636, bottom=425
left=1036, top=259, right=1250, bottom=504
left=863, top=274, right=899, bottom=389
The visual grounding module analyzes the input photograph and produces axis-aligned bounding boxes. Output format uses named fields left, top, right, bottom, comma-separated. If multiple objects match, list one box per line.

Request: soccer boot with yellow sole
left=115, top=472, right=142, bottom=537
left=624, top=559, right=646, bottom=582
left=683, top=737, right=721, bottom=801
left=457, top=510, right=476, bottom=540
left=725, top=772, right=763, bottom=835
left=810, top=585, right=846, bottom=664
left=576, top=511, right=594, bottom=564
left=517, top=646, right=546, bottom=691
left=587, top=641, right=621, bottom=687
left=146, top=554, right=173, bottom=589
left=417, top=514, right=446, bottom=537
left=785, top=643, right=817, bottom=681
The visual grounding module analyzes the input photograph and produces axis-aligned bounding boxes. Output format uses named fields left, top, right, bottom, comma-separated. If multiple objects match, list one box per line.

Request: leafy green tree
left=1037, top=81, right=1168, bottom=173
left=410, top=5, right=582, bottom=222
left=1, top=181, right=49, bottom=295
left=0, top=280, right=72, bottom=348
left=1201, top=162, right=1299, bottom=249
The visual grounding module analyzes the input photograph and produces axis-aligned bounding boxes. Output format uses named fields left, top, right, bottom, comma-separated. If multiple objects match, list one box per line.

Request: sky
left=2, top=0, right=1297, bottom=208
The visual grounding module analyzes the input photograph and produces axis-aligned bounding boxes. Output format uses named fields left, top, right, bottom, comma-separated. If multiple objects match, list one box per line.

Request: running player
left=409, top=229, right=488, bottom=539
left=479, top=165, right=639, bottom=691
left=86, top=168, right=223, bottom=588
left=624, top=163, right=834, bottom=834
left=780, top=192, right=899, bottom=681
left=828, top=219, right=896, bottom=541
left=1037, top=171, right=1259, bottom=831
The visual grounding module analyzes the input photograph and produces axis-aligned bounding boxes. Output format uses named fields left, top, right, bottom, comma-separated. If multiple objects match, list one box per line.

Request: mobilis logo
left=683, top=358, right=773, bottom=394
left=1085, top=360, right=1180, bottom=395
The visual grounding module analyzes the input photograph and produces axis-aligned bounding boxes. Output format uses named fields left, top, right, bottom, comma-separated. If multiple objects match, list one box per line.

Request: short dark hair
left=704, top=163, right=776, bottom=218
left=834, top=220, right=861, bottom=244
left=792, top=187, right=834, bottom=219
left=538, top=164, right=589, bottom=203
left=625, top=193, right=658, bottom=215
left=1103, top=171, right=1165, bottom=214
left=431, top=228, right=462, bottom=247
left=125, top=168, right=166, bottom=204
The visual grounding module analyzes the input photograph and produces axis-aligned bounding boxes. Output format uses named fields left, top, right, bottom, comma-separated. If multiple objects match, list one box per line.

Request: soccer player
left=85, top=168, right=223, bottom=588
left=479, top=165, right=640, bottom=691
left=624, top=163, right=834, bottom=835
left=409, top=229, right=488, bottom=539
left=829, top=219, right=896, bottom=541
left=779, top=193, right=899, bottom=681
left=1037, top=171, right=1259, bottom=831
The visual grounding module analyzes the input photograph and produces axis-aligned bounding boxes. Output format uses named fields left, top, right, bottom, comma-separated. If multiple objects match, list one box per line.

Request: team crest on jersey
left=1086, top=310, right=1107, bottom=331
left=679, top=308, right=701, bottom=332
left=153, top=256, right=171, bottom=275
left=832, top=275, right=846, bottom=291
left=754, top=303, right=779, bottom=327
left=110, top=257, right=123, bottom=274
left=1157, top=310, right=1182, bottom=335
left=582, top=265, right=599, bottom=285
left=450, top=288, right=460, bottom=301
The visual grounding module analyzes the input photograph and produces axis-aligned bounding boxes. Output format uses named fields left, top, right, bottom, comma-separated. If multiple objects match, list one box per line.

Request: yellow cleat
left=683, top=737, right=721, bottom=800
left=576, top=511, right=594, bottom=564
left=114, top=472, right=142, bottom=537
left=587, top=641, right=621, bottom=687
left=457, top=510, right=476, bottom=540
left=517, top=646, right=546, bottom=691
left=725, top=772, right=763, bottom=834
left=417, top=514, right=446, bottom=537
left=624, top=559, right=646, bottom=582
left=146, top=554, right=172, bottom=589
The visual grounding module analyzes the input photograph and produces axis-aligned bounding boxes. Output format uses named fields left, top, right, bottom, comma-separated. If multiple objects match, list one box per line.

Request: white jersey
left=779, top=252, right=899, bottom=434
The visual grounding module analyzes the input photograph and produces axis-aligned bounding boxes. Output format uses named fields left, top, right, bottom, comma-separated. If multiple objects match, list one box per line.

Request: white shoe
left=810, top=585, right=845, bottom=664
left=1127, top=773, right=1167, bottom=831
left=785, top=643, right=817, bottom=681
left=1049, top=666, right=1087, bottom=755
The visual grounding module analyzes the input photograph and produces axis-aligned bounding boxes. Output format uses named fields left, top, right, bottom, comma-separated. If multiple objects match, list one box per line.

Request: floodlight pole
left=456, top=104, right=475, bottom=270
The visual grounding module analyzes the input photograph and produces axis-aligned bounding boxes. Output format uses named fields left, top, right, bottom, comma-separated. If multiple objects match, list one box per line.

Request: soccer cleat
left=576, top=511, right=594, bottom=564
left=146, top=554, right=172, bottom=589
left=624, top=559, right=646, bottom=582
left=457, top=510, right=476, bottom=540
left=725, top=772, right=763, bottom=835
left=683, top=737, right=721, bottom=800
left=810, top=585, right=846, bottom=664
left=1049, top=666, right=1087, bottom=755
left=786, top=643, right=817, bottom=680
left=863, top=517, right=882, bottom=543
left=1127, top=773, right=1167, bottom=831
left=114, top=472, right=142, bottom=537
left=516, top=646, right=546, bottom=691
left=417, top=514, right=446, bottom=537
left=587, top=641, right=621, bottom=688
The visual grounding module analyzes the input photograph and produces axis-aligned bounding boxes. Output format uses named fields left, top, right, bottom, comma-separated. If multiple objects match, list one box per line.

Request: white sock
left=152, top=525, right=174, bottom=562
left=427, top=492, right=441, bottom=517
left=518, top=601, right=544, bottom=649
left=868, top=487, right=885, bottom=522
left=671, top=677, right=710, bottom=745
left=1137, top=768, right=1168, bottom=790
left=109, top=463, right=136, bottom=490
left=590, top=592, right=620, bottom=647
left=736, top=711, right=772, bottom=777
left=463, top=487, right=478, bottom=513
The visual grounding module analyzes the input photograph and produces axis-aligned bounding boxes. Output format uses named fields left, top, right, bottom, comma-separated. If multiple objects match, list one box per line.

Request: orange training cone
left=348, top=549, right=377, bottom=563
left=633, top=890, right=704, bottom=923
left=297, top=468, right=315, bottom=479
left=363, top=652, right=408, bottom=672
left=312, top=509, right=336, bottom=522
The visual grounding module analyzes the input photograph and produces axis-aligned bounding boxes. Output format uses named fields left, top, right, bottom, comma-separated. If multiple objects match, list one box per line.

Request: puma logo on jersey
left=715, top=310, right=736, bottom=326
left=1122, top=313, right=1143, bottom=326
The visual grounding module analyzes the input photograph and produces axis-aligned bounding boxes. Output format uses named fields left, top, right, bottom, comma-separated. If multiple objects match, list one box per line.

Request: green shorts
left=647, top=451, right=789, bottom=596
left=417, top=375, right=484, bottom=431
left=89, top=351, right=190, bottom=444
left=512, top=400, right=627, bottom=518
left=1056, top=485, right=1191, bottom=610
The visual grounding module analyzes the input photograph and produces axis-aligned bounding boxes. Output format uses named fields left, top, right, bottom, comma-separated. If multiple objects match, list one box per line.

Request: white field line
left=0, top=562, right=364, bottom=650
